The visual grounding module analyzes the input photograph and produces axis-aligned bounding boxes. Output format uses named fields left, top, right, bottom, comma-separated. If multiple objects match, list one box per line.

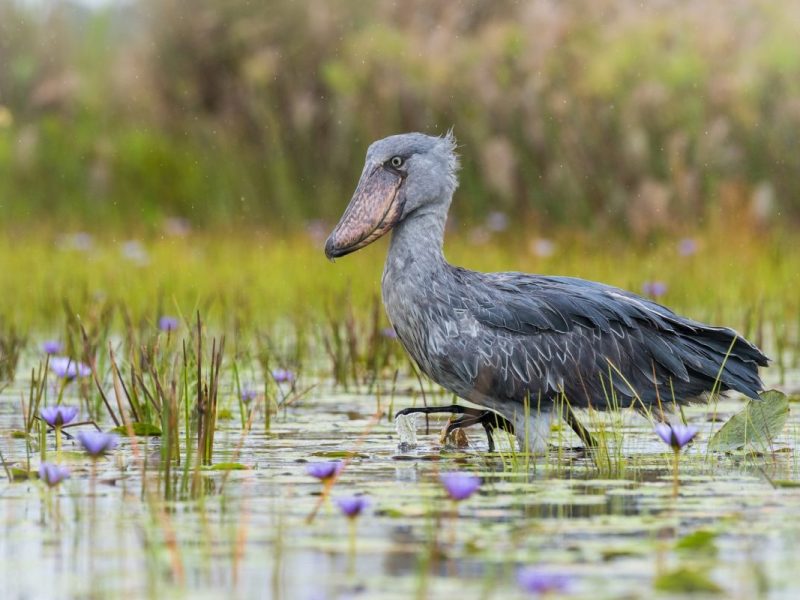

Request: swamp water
left=1, top=361, right=800, bottom=599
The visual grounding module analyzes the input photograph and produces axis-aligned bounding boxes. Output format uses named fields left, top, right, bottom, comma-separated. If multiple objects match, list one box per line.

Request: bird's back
left=386, top=265, right=768, bottom=413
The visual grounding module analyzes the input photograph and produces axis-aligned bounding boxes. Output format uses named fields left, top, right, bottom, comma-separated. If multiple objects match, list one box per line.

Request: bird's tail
left=683, top=325, right=768, bottom=399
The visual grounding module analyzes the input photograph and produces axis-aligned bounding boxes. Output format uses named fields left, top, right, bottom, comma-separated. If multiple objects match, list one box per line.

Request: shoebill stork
left=324, top=132, right=768, bottom=452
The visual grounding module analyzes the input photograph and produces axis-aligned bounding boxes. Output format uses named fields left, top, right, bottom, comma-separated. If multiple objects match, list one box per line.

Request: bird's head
left=325, top=131, right=459, bottom=259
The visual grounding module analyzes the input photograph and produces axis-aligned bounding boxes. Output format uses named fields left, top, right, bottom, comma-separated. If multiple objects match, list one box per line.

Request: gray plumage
left=327, top=132, right=769, bottom=450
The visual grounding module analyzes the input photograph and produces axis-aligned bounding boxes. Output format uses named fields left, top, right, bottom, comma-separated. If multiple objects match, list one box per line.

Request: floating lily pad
left=654, top=567, right=723, bottom=593
left=772, top=479, right=800, bottom=488
left=9, top=467, right=34, bottom=481
left=10, top=430, right=28, bottom=439
left=208, top=462, right=249, bottom=471
left=676, top=529, right=718, bottom=556
left=310, top=450, right=369, bottom=459
left=708, top=390, right=789, bottom=452
left=57, top=451, right=90, bottom=462
left=110, top=423, right=162, bottom=436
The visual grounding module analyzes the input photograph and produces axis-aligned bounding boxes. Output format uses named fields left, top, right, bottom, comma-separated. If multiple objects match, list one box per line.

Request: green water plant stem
left=335, top=496, right=369, bottom=575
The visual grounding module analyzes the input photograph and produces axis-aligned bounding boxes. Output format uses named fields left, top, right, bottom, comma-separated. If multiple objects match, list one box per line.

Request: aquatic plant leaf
left=10, top=430, right=28, bottom=439
left=310, top=450, right=369, bottom=459
left=209, top=462, right=249, bottom=471
left=708, top=390, right=789, bottom=452
left=59, top=451, right=91, bottom=462
left=217, top=408, right=234, bottom=420
left=111, top=423, right=162, bottom=436
left=10, top=467, right=33, bottom=481
left=676, top=530, right=718, bottom=556
left=653, top=567, right=723, bottom=593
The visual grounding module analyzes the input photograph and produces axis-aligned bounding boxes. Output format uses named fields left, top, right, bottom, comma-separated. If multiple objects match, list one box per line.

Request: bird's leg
left=563, top=407, right=598, bottom=449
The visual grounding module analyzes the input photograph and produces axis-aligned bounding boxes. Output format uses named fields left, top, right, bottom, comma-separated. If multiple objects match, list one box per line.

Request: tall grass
left=0, top=226, right=795, bottom=338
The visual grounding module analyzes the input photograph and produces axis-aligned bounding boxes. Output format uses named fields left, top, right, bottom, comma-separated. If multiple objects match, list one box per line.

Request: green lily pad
left=111, top=423, right=162, bottom=437
left=676, top=530, right=718, bottom=556
left=57, top=451, right=89, bottom=462
left=10, top=430, right=28, bottom=439
left=208, top=462, right=249, bottom=471
left=9, top=467, right=34, bottom=481
left=708, top=390, right=789, bottom=452
left=654, top=567, right=723, bottom=593
left=772, top=479, right=800, bottom=488
left=310, top=450, right=369, bottom=459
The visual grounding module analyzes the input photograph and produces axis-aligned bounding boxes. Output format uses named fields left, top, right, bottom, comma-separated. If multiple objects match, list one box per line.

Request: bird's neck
left=385, top=205, right=448, bottom=276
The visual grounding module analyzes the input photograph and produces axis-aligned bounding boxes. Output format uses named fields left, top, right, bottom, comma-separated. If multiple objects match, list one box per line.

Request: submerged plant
left=517, top=567, right=571, bottom=595
left=655, top=423, right=698, bottom=497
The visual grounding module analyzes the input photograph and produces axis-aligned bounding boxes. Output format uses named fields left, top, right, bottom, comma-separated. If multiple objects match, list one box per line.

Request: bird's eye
left=390, top=156, right=404, bottom=168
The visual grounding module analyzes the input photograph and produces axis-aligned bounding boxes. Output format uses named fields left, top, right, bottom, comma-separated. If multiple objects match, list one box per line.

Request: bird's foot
left=442, top=410, right=516, bottom=452
left=395, top=405, right=514, bottom=452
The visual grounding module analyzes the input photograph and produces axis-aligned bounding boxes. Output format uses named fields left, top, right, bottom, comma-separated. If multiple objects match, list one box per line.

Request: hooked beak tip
left=324, top=236, right=344, bottom=260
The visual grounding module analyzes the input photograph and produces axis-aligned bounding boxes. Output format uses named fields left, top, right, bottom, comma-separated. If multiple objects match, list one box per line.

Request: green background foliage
left=1, top=0, right=799, bottom=234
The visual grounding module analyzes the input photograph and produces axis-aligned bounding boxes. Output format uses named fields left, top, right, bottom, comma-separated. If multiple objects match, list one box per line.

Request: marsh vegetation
left=2, top=1, right=800, bottom=598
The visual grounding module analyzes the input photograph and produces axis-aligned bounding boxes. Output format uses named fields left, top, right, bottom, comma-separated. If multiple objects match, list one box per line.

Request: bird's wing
left=438, top=270, right=766, bottom=408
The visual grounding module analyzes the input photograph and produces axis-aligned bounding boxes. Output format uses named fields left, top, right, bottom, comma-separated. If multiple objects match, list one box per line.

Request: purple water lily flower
left=306, top=461, right=342, bottom=481
left=530, top=237, right=556, bottom=258
left=40, top=405, right=79, bottom=428
left=77, top=431, right=119, bottom=457
left=678, top=237, right=698, bottom=256
left=121, top=240, right=149, bottom=265
left=50, top=357, right=92, bottom=380
left=517, top=567, right=571, bottom=595
left=42, top=340, right=63, bottom=355
left=336, top=495, right=369, bottom=518
left=655, top=423, right=699, bottom=451
left=381, top=327, right=398, bottom=340
left=38, top=462, right=71, bottom=488
left=642, top=281, right=667, bottom=298
left=440, top=471, right=481, bottom=501
left=158, top=316, right=179, bottom=332
left=240, top=387, right=258, bottom=404
left=486, top=211, right=509, bottom=232
left=271, top=368, right=295, bottom=384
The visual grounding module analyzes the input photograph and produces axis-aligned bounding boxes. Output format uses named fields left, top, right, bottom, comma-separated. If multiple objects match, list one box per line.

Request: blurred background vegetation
left=1, top=0, right=798, bottom=237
